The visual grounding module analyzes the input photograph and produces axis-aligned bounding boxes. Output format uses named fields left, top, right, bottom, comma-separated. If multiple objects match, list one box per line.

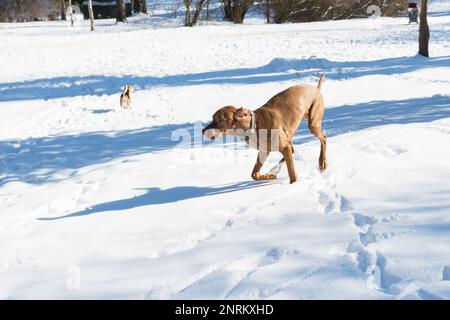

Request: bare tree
left=418, top=0, right=429, bottom=57
left=116, top=0, right=127, bottom=22
left=268, top=0, right=302, bottom=24
left=260, top=0, right=271, bottom=23
left=68, top=0, right=73, bottom=26
left=184, top=0, right=208, bottom=26
left=134, top=0, right=148, bottom=14
left=205, top=0, right=210, bottom=20
left=220, top=0, right=254, bottom=24
left=60, top=0, right=66, bottom=20
left=0, top=0, right=65, bottom=22
left=88, top=0, right=94, bottom=31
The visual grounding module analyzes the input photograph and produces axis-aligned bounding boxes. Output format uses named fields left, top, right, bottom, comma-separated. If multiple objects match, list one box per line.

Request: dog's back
left=265, top=75, right=324, bottom=112
left=257, top=77, right=325, bottom=139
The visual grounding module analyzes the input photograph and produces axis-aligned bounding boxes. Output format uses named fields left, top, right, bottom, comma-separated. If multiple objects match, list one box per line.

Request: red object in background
left=408, top=3, right=418, bottom=8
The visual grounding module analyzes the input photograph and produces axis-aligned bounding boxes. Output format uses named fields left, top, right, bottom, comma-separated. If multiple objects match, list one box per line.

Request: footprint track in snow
left=174, top=247, right=296, bottom=299
left=223, top=247, right=294, bottom=299
left=318, top=190, right=353, bottom=214
left=347, top=212, right=404, bottom=294
left=313, top=174, right=405, bottom=296
left=146, top=191, right=294, bottom=260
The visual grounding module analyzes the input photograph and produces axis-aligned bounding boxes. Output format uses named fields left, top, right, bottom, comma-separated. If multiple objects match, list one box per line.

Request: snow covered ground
left=1, top=1, right=450, bottom=299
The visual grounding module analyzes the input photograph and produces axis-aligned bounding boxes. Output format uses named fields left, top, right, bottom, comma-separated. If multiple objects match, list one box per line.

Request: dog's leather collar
left=249, top=111, right=255, bottom=134
left=245, top=111, right=256, bottom=143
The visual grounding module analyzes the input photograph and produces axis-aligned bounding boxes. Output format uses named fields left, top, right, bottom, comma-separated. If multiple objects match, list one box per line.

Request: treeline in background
left=0, top=0, right=409, bottom=25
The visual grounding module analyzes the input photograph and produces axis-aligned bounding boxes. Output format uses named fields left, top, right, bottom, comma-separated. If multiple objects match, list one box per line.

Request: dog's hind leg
left=308, top=98, right=327, bottom=172
left=310, top=126, right=327, bottom=171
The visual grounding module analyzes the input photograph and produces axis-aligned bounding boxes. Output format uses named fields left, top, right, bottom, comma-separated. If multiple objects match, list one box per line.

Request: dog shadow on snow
left=38, top=181, right=274, bottom=221
left=31, top=93, right=450, bottom=221
left=36, top=93, right=450, bottom=221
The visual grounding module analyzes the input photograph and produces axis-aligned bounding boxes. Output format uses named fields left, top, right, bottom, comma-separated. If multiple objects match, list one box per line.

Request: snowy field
left=1, top=1, right=450, bottom=299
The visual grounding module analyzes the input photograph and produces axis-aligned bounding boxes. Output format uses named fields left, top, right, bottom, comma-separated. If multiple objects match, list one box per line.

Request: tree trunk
left=134, top=0, right=141, bottom=13
left=134, top=0, right=148, bottom=14
left=61, top=0, right=66, bottom=20
left=185, top=0, right=192, bottom=26
left=418, top=0, right=429, bottom=57
left=142, top=0, right=148, bottom=14
left=184, top=0, right=207, bottom=26
left=88, top=0, right=94, bottom=31
left=221, top=0, right=254, bottom=24
left=68, top=0, right=74, bottom=26
left=223, top=1, right=232, bottom=20
left=116, top=0, right=127, bottom=22
left=264, top=0, right=271, bottom=23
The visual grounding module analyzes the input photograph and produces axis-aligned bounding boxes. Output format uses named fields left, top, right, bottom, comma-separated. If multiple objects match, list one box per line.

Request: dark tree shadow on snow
left=293, top=94, right=450, bottom=144
left=2, top=53, right=450, bottom=218
left=3, top=95, right=450, bottom=188
left=0, top=122, right=194, bottom=185
left=26, top=94, right=450, bottom=220
left=1, top=55, right=449, bottom=102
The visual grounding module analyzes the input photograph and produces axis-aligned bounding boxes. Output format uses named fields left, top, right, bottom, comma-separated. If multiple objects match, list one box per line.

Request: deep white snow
left=1, top=1, right=450, bottom=299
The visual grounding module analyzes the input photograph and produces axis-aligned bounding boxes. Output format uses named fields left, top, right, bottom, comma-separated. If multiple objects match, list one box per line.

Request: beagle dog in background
left=120, top=85, right=133, bottom=110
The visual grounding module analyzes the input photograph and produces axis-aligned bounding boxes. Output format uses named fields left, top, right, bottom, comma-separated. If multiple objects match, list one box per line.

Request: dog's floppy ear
left=233, top=107, right=245, bottom=121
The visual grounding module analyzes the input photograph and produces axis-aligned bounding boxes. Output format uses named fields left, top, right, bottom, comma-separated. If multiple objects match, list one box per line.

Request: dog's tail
left=317, top=74, right=325, bottom=90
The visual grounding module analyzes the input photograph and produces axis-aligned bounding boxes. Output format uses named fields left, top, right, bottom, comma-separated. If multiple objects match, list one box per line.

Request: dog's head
left=202, top=106, right=238, bottom=140
left=202, top=106, right=254, bottom=140
left=126, top=85, right=133, bottom=93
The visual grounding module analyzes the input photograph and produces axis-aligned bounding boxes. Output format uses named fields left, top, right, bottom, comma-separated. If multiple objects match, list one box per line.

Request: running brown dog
left=202, top=76, right=327, bottom=184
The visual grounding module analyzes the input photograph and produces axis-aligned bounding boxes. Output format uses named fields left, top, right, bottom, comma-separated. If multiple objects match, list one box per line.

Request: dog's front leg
left=281, top=145, right=297, bottom=184
left=251, top=151, right=276, bottom=181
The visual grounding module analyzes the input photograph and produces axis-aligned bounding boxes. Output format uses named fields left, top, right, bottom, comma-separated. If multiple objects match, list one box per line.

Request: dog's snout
left=202, top=121, right=219, bottom=140
left=202, top=121, right=215, bottom=135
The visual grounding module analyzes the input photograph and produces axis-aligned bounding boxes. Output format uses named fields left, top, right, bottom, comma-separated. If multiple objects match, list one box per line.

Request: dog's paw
left=252, top=172, right=277, bottom=181
left=319, top=158, right=328, bottom=172
left=260, top=173, right=277, bottom=180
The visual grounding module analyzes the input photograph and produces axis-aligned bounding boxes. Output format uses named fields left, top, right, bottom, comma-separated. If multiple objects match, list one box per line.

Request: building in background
left=82, top=0, right=132, bottom=19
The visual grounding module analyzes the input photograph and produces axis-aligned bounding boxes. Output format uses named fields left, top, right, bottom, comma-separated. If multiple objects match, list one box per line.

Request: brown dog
left=120, top=85, right=133, bottom=109
left=202, top=76, right=327, bottom=184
